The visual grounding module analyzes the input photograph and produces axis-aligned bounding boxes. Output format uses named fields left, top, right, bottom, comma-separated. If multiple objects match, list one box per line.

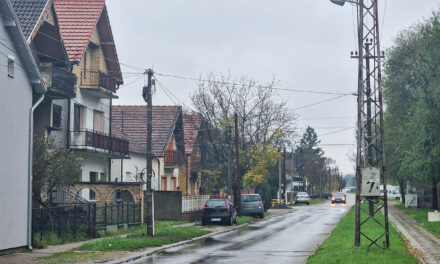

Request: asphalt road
left=133, top=194, right=354, bottom=264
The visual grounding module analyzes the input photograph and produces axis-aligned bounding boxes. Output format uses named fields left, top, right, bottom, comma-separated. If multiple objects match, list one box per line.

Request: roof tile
left=11, top=0, right=48, bottom=39
left=183, top=114, right=202, bottom=155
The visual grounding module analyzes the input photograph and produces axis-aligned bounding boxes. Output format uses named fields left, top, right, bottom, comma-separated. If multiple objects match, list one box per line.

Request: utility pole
left=227, top=125, right=232, bottom=197
left=349, top=0, right=389, bottom=248
left=234, top=113, right=241, bottom=216
left=328, top=167, right=331, bottom=195
left=278, top=158, right=281, bottom=200
left=142, top=69, right=154, bottom=236
left=282, top=147, right=287, bottom=204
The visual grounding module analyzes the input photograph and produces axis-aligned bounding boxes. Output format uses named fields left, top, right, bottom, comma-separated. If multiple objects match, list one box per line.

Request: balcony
left=79, top=71, right=118, bottom=98
left=69, top=129, right=129, bottom=157
left=165, top=150, right=183, bottom=167
left=38, top=64, right=76, bottom=99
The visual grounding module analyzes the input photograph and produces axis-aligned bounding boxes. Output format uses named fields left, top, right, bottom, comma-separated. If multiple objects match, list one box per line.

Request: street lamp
left=330, top=0, right=358, bottom=6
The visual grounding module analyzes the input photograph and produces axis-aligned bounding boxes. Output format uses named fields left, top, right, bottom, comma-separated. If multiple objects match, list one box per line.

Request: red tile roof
left=111, top=105, right=182, bottom=156
left=183, top=114, right=202, bottom=155
left=54, top=0, right=104, bottom=62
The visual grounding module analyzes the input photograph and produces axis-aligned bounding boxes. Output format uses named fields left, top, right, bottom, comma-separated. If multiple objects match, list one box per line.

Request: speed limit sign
left=361, top=167, right=381, bottom=196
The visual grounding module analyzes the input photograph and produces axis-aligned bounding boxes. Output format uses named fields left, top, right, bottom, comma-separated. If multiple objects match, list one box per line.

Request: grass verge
left=37, top=252, right=106, bottom=264
left=80, top=221, right=209, bottom=251
left=396, top=204, right=440, bottom=238
left=306, top=205, right=418, bottom=264
left=236, top=216, right=256, bottom=225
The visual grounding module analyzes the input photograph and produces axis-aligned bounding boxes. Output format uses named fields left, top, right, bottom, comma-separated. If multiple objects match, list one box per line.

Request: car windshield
left=334, top=193, right=345, bottom=198
left=206, top=200, right=226, bottom=207
left=242, top=195, right=261, bottom=202
left=297, top=192, right=308, bottom=196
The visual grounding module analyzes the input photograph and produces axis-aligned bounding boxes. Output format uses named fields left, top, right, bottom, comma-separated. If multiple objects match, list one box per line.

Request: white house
left=110, top=105, right=185, bottom=191
left=0, top=0, right=46, bottom=250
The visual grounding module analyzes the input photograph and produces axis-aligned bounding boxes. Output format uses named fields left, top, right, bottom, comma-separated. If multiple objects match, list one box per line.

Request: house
left=0, top=0, right=46, bottom=250
left=110, top=106, right=185, bottom=191
left=11, top=0, right=76, bottom=142
left=54, top=0, right=128, bottom=200
left=180, top=114, right=203, bottom=195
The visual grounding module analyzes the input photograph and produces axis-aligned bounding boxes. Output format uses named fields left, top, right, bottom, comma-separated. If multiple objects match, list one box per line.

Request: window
left=90, top=172, right=97, bottom=182
left=93, top=110, right=103, bottom=132
left=73, top=104, right=84, bottom=131
left=89, top=189, right=96, bottom=200
left=52, top=104, right=62, bottom=128
left=7, top=55, right=14, bottom=77
left=100, top=172, right=105, bottom=182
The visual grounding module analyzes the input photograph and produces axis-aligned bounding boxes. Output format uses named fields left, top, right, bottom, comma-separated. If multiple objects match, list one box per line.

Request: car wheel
left=260, top=213, right=265, bottom=218
left=307, top=202, right=310, bottom=205
left=228, top=216, right=234, bottom=226
left=201, top=220, right=206, bottom=226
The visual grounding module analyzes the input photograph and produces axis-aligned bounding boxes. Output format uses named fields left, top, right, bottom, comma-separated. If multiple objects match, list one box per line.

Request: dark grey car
left=241, top=194, right=264, bottom=218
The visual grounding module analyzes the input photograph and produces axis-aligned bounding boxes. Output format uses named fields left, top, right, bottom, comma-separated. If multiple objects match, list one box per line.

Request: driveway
left=128, top=195, right=354, bottom=264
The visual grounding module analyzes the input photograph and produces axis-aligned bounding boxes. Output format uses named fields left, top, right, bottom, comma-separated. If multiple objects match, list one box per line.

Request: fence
left=32, top=201, right=142, bottom=242
left=182, top=195, right=210, bottom=213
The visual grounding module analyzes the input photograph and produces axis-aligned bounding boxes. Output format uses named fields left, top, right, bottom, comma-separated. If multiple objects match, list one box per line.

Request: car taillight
left=226, top=201, right=230, bottom=213
left=332, top=197, right=335, bottom=201
left=258, top=201, right=263, bottom=207
left=342, top=197, right=345, bottom=200
left=202, top=201, right=207, bottom=213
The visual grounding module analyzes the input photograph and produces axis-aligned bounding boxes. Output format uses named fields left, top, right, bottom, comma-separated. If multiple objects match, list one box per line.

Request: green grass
left=37, top=252, right=106, bottom=264
left=236, top=216, right=256, bottom=225
left=306, top=205, right=418, bottom=264
left=80, top=221, right=209, bottom=251
left=396, top=204, right=440, bottom=238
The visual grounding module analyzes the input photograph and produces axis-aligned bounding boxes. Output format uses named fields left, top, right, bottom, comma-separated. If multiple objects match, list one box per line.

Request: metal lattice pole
left=352, top=0, right=389, bottom=248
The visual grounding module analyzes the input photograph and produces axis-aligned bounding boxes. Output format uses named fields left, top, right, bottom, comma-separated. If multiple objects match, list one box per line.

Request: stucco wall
left=111, top=153, right=164, bottom=190
left=0, top=20, right=33, bottom=250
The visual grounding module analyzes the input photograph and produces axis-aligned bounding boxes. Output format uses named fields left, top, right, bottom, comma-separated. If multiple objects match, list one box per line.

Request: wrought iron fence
left=32, top=201, right=142, bottom=242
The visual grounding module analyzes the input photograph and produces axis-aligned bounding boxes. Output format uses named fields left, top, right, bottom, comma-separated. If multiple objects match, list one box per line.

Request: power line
left=294, top=94, right=351, bottom=110
left=155, top=72, right=354, bottom=96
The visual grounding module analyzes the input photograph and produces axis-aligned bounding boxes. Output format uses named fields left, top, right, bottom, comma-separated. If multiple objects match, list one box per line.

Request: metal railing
left=182, top=195, right=210, bottom=213
left=51, top=186, right=90, bottom=204
left=69, top=129, right=129, bottom=156
left=164, top=150, right=183, bottom=167
left=38, top=64, right=76, bottom=98
left=80, top=71, right=117, bottom=93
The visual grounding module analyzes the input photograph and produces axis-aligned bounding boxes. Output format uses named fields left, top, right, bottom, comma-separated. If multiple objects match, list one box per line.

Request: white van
left=380, top=185, right=401, bottom=200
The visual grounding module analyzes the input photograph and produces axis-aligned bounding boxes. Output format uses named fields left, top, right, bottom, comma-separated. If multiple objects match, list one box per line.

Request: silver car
left=295, top=192, right=310, bottom=205
left=241, top=194, right=264, bottom=218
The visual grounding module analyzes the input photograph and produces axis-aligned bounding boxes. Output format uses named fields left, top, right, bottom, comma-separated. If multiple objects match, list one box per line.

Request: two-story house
left=54, top=0, right=128, bottom=200
left=181, top=114, right=204, bottom=195
left=11, top=0, right=76, bottom=143
left=110, top=105, right=185, bottom=191
left=0, top=0, right=46, bottom=250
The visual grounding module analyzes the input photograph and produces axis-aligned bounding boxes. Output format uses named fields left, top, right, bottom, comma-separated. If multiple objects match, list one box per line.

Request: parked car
left=331, top=192, right=346, bottom=204
left=202, top=199, right=237, bottom=225
left=380, top=185, right=402, bottom=200
left=295, top=192, right=310, bottom=205
left=241, top=194, right=264, bottom=218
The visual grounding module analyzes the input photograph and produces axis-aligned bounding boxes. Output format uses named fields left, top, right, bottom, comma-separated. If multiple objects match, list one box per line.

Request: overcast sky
left=106, top=0, right=440, bottom=175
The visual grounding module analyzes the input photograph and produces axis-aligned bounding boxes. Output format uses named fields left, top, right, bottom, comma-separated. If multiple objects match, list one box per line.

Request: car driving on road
left=241, top=194, right=264, bottom=218
left=202, top=199, right=237, bottom=226
left=331, top=192, right=346, bottom=204
left=295, top=192, right=310, bottom=205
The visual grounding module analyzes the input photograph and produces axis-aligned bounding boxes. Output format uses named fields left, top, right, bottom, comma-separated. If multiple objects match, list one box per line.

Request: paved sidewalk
left=388, top=204, right=440, bottom=264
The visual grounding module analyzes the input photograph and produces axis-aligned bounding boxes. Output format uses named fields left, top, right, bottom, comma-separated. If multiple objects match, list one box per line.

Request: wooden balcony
left=38, top=64, right=76, bottom=99
left=69, top=129, right=129, bottom=157
left=79, top=71, right=118, bottom=98
left=165, top=150, right=183, bottom=167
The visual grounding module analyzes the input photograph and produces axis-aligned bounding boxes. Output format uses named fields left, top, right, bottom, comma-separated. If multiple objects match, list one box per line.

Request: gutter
left=28, top=93, right=45, bottom=250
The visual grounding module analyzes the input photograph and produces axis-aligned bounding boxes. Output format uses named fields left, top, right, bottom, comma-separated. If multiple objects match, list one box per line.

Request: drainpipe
left=157, top=158, right=161, bottom=190
left=28, top=93, right=45, bottom=250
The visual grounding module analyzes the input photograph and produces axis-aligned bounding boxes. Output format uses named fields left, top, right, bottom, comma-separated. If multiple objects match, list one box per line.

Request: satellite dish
left=330, top=0, right=346, bottom=6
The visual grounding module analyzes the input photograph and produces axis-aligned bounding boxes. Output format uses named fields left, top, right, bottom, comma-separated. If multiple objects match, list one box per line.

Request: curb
left=105, top=209, right=294, bottom=264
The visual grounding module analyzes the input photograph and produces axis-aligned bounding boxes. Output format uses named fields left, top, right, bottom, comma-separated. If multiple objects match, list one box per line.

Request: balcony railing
left=80, top=71, right=117, bottom=93
left=69, top=129, right=129, bottom=156
left=164, top=150, right=183, bottom=167
left=38, top=64, right=76, bottom=99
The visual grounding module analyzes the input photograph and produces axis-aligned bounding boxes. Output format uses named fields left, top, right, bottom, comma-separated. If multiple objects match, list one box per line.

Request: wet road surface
left=133, top=195, right=353, bottom=264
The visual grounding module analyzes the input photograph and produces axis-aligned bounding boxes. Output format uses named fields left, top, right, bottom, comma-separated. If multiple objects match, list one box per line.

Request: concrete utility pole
left=278, top=158, right=281, bottom=200
left=227, top=125, right=232, bottom=197
left=234, top=113, right=241, bottom=216
left=142, top=69, right=154, bottom=236
left=282, top=147, right=287, bottom=204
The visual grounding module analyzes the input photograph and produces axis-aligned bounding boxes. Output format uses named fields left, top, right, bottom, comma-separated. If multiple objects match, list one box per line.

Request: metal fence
left=182, top=195, right=210, bottom=213
left=32, top=201, right=142, bottom=241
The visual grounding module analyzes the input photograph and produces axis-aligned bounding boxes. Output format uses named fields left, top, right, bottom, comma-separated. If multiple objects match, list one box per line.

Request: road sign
left=361, top=167, right=381, bottom=196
